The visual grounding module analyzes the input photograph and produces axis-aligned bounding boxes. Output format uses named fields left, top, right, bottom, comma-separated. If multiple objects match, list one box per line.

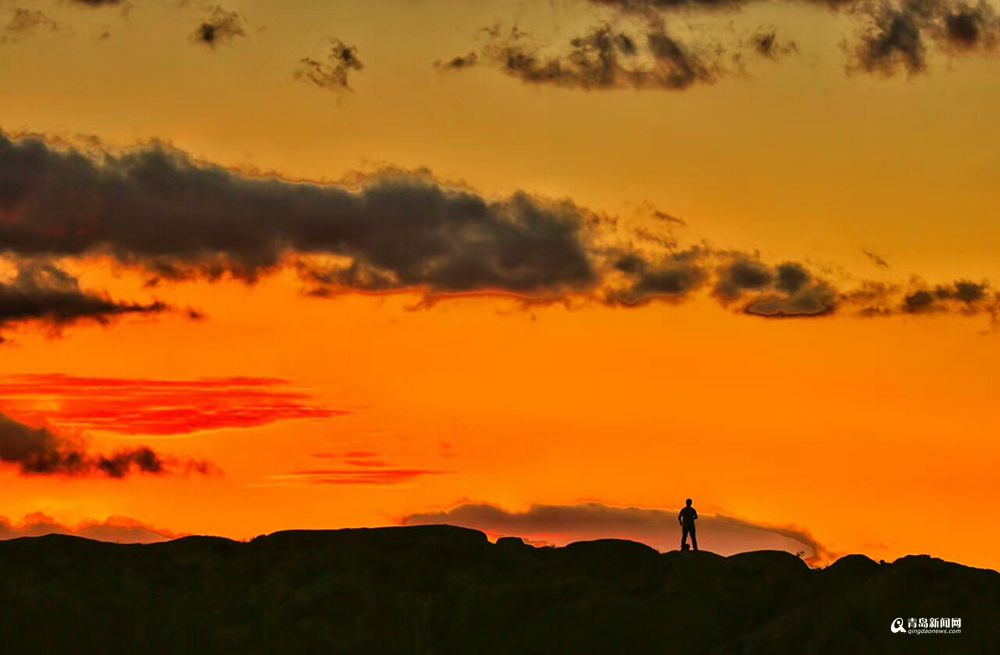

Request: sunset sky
left=1, top=0, right=998, bottom=569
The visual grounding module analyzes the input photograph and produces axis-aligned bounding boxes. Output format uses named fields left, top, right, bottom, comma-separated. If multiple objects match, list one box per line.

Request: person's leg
left=681, top=526, right=687, bottom=549
left=691, top=528, right=698, bottom=551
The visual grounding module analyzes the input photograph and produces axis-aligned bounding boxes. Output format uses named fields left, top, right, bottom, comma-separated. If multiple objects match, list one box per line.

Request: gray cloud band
left=0, top=130, right=995, bottom=332
left=0, top=130, right=599, bottom=294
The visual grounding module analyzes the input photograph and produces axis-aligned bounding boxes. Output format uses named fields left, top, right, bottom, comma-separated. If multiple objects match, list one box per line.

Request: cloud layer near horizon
left=1, top=129, right=997, bottom=334
left=0, top=512, right=179, bottom=543
left=401, top=502, right=834, bottom=564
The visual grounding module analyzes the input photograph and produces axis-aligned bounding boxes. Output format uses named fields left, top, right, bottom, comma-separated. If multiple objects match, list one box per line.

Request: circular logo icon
left=890, top=618, right=906, bottom=634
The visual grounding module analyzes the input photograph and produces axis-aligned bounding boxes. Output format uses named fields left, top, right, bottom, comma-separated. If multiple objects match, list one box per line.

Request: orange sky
left=0, top=0, right=998, bottom=570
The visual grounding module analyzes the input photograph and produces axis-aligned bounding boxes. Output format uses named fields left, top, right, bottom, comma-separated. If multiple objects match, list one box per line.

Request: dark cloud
left=949, top=279, right=989, bottom=302
left=743, top=285, right=837, bottom=318
left=713, top=257, right=837, bottom=317
left=839, top=0, right=999, bottom=74
left=95, top=446, right=164, bottom=477
left=434, top=51, right=480, bottom=70
left=442, top=22, right=717, bottom=91
left=0, top=411, right=212, bottom=478
left=902, top=279, right=994, bottom=314
left=650, top=209, right=686, bottom=226
left=2, top=8, right=60, bottom=44
left=0, top=512, right=179, bottom=543
left=2, top=130, right=996, bottom=324
left=863, top=250, right=890, bottom=268
left=295, top=38, right=364, bottom=91
left=851, top=1, right=929, bottom=75
left=903, top=288, right=936, bottom=312
left=400, top=502, right=835, bottom=564
left=714, top=257, right=774, bottom=299
left=191, top=5, right=245, bottom=48
left=710, top=256, right=999, bottom=319
left=748, top=29, right=799, bottom=58
left=935, top=1, right=1000, bottom=51
left=0, top=130, right=598, bottom=295
left=608, top=250, right=848, bottom=319
left=585, top=0, right=1000, bottom=78
left=606, top=248, right=708, bottom=305
left=0, top=261, right=164, bottom=335
left=775, top=262, right=811, bottom=294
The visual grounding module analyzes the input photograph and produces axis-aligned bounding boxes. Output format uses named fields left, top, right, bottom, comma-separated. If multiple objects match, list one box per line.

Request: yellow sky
left=0, top=0, right=998, bottom=569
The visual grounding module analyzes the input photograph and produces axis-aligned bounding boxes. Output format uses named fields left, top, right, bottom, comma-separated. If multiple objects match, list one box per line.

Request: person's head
left=685, top=498, right=692, bottom=507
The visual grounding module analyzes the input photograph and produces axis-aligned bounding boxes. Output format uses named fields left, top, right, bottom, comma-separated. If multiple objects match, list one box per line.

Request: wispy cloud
left=863, top=250, right=890, bottom=269
left=1, top=8, right=61, bottom=45
left=190, top=5, right=246, bottom=49
left=268, top=451, right=447, bottom=486
left=275, top=469, right=445, bottom=485
left=295, top=38, right=364, bottom=91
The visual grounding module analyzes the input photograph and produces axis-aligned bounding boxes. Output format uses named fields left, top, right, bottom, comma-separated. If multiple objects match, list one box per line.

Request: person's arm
left=678, top=510, right=683, bottom=526
left=693, top=509, right=698, bottom=520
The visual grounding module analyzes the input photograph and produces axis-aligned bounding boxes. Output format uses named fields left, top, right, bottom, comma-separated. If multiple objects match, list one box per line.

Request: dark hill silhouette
left=0, top=525, right=996, bottom=654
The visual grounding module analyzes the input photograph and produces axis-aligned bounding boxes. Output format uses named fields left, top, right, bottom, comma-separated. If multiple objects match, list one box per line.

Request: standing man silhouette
left=678, top=498, right=698, bottom=551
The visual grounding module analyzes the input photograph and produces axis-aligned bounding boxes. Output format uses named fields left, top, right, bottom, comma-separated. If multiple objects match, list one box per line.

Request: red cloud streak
left=0, top=374, right=341, bottom=435
left=274, top=467, right=445, bottom=485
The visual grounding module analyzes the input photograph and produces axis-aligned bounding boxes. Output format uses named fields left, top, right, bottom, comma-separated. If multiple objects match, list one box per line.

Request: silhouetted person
left=678, top=498, right=698, bottom=551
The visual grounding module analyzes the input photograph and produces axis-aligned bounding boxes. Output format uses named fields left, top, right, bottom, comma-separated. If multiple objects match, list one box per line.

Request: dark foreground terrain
left=0, top=525, right=996, bottom=654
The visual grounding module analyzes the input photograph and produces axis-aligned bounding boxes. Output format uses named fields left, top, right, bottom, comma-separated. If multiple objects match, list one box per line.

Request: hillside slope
left=0, top=525, right=995, bottom=654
